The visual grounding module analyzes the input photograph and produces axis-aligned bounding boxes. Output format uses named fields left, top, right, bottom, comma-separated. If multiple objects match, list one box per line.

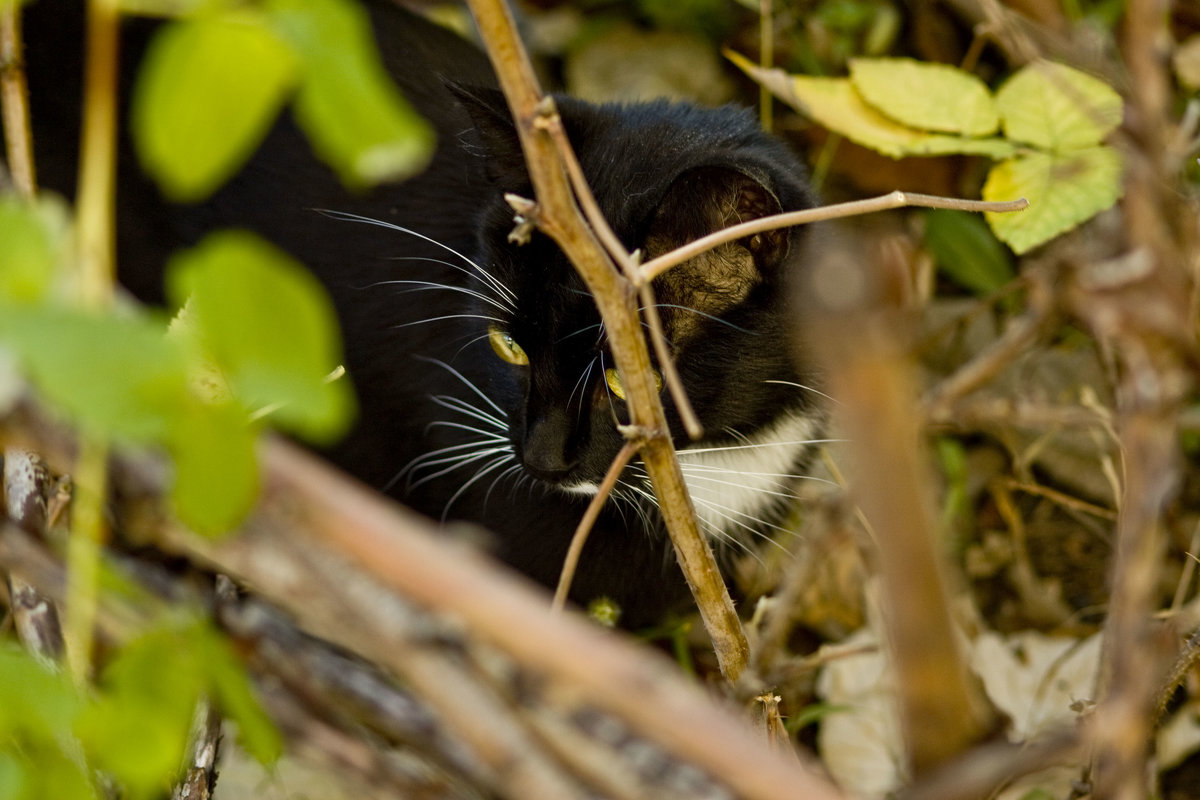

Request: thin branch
left=639, top=192, right=1029, bottom=285
left=537, top=105, right=703, bottom=438
left=464, top=0, right=749, bottom=680
left=0, top=2, right=37, bottom=198
left=553, top=439, right=638, bottom=612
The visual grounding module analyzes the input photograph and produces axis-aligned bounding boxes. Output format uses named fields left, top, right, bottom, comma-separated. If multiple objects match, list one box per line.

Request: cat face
left=454, top=90, right=822, bottom=501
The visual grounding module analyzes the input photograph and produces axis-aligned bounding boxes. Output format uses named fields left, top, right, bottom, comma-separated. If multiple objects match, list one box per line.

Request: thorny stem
left=553, top=439, right=638, bottom=612
left=0, top=2, right=36, bottom=198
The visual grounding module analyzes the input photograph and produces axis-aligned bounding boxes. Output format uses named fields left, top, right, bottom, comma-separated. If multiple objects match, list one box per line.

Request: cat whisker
left=675, top=462, right=838, bottom=487
left=315, top=209, right=518, bottom=308
left=441, top=452, right=521, bottom=521
left=430, top=395, right=507, bottom=431
left=556, top=322, right=604, bottom=344
left=369, top=277, right=513, bottom=313
left=652, top=303, right=752, bottom=334
left=415, top=356, right=508, bottom=417
left=393, top=313, right=505, bottom=330
left=673, top=469, right=802, bottom=500
left=764, top=379, right=839, bottom=404
left=677, top=437, right=843, bottom=456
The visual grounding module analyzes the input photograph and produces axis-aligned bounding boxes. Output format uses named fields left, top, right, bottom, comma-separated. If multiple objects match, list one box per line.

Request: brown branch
left=553, top=438, right=637, bottom=612
left=0, top=2, right=37, bottom=198
left=463, top=0, right=749, bottom=680
left=1079, top=0, right=1199, bottom=797
left=803, top=237, right=997, bottom=774
left=638, top=192, right=1028, bottom=284
left=155, top=438, right=848, bottom=800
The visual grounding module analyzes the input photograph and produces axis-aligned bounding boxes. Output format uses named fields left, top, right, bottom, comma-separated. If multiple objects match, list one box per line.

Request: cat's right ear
left=445, top=83, right=529, bottom=185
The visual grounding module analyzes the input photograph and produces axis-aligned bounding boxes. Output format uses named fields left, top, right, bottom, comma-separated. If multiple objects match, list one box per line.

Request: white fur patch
left=675, top=411, right=820, bottom=542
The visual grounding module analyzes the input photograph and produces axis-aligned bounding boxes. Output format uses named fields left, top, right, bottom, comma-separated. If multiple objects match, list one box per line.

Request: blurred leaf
left=195, top=625, right=284, bottom=765
left=727, top=52, right=1014, bottom=159
left=984, top=146, right=1123, bottom=254
left=850, top=57, right=998, bottom=136
left=169, top=397, right=260, bottom=534
left=995, top=60, right=1123, bottom=151
left=132, top=15, right=297, bottom=202
left=0, top=644, right=83, bottom=739
left=166, top=230, right=354, bottom=443
left=0, top=306, right=189, bottom=441
left=923, top=209, right=1014, bottom=294
left=77, top=626, right=201, bottom=797
left=0, top=195, right=71, bottom=304
left=265, top=0, right=433, bottom=187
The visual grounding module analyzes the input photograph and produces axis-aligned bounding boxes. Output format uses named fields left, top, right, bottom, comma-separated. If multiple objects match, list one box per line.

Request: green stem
left=65, top=0, right=120, bottom=684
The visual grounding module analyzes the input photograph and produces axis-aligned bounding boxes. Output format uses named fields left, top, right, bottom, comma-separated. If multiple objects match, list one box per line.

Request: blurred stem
left=759, top=0, right=772, bottom=133
left=65, top=0, right=120, bottom=684
left=65, top=434, right=108, bottom=684
left=76, top=0, right=118, bottom=307
left=1, top=2, right=37, bottom=198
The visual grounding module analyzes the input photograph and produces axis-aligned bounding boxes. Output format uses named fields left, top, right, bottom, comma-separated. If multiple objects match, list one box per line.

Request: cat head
left=451, top=86, right=820, bottom=493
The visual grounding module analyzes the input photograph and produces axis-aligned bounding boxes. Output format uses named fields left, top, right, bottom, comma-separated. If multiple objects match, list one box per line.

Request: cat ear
left=649, top=166, right=789, bottom=270
left=445, top=82, right=528, bottom=185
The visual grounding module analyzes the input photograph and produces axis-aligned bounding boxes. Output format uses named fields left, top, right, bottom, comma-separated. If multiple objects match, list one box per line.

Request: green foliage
left=166, top=230, right=355, bottom=443
left=0, top=209, right=351, bottom=533
left=130, top=0, right=433, bottom=199
left=132, top=14, right=297, bottom=202
left=0, top=196, right=71, bottom=303
left=732, top=54, right=1125, bottom=254
left=923, top=209, right=1014, bottom=295
left=263, top=0, right=434, bottom=188
left=0, top=620, right=280, bottom=800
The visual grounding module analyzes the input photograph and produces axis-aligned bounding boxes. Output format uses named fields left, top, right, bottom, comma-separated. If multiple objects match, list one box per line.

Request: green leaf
left=78, top=623, right=207, bottom=798
left=0, top=306, right=189, bottom=441
left=995, top=60, right=1123, bottom=151
left=169, top=398, right=260, bottom=534
left=923, top=209, right=1014, bottom=294
left=0, top=644, right=83, bottom=739
left=983, top=146, right=1124, bottom=254
left=265, top=0, right=433, bottom=187
left=195, top=625, right=283, bottom=765
left=132, top=15, right=297, bottom=202
left=0, top=194, right=71, bottom=304
left=165, top=230, right=354, bottom=442
left=849, top=57, right=999, bottom=136
left=0, top=305, right=259, bottom=533
left=726, top=52, right=1015, bottom=159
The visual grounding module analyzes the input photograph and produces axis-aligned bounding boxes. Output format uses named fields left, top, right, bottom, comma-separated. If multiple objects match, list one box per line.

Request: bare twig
left=553, top=439, right=638, bottom=612
left=463, top=0, right=750, bottom=680
left=0, top=2, right=36, bottom=198
left=1077, top=1, right=1199, bottom=796
left=638, top=192, right=1028, bottom=285
left=535, top=114, right=703, bottom=438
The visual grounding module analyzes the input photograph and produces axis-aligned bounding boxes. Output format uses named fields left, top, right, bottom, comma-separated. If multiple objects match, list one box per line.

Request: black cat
left=22, top=0, right=824, bottom=624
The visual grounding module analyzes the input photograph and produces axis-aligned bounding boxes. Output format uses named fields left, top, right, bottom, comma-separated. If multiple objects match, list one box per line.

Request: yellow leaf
left=726, top=51, right=1014, bottom=160
left=983, top=146, right=1123, bottom=254
left=849, top=57, right=998, bottom=136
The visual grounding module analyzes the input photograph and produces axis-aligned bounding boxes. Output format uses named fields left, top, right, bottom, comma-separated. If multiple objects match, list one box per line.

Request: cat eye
left=604, top=367, right=663, bottom=401
left=488, top=324, right=529, bottom=365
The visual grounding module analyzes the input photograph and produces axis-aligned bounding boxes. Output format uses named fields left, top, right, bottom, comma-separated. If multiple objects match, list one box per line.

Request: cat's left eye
left=604, top=367, right=663, bottom=401
left=488, top=325, right=529, bottom=365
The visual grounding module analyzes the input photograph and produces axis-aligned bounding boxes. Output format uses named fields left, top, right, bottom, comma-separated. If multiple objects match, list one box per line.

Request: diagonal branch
left=463, top=0, right=750, bottom=680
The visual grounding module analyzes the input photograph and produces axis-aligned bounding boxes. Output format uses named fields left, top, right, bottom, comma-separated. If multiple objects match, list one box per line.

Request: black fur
left=21, top=0, right=821, bottom=624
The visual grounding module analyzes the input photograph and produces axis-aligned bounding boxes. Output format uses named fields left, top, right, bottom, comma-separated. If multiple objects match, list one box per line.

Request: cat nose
left=522, top=413, right=578, bottom=482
